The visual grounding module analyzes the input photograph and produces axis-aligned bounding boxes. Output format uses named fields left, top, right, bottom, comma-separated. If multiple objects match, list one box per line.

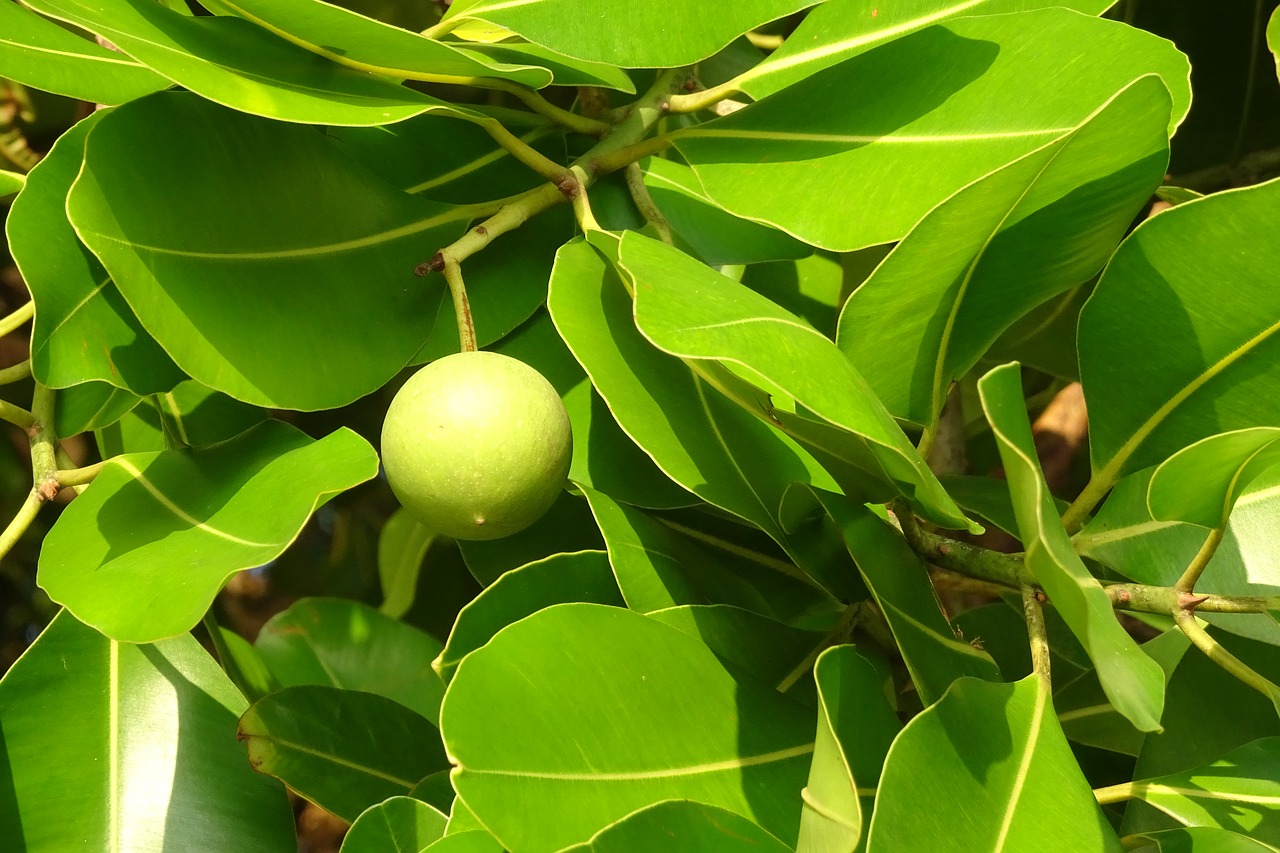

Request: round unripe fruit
left=381, top=351, right=572, bottom=541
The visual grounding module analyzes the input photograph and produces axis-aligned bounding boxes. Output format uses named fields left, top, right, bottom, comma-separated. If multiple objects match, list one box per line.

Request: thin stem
left=1174, top=526, right=1225, bottom=593
left=1022, top=584, right=1051, bottom=686
left=1173, top=607, right=1280, bottom=707
left=746, top=32, right=785, bottom=50
left=0, top=491, right=42, bottom=563
left=569, top=164, right=602, bottom=233
left=587, top=133, right=678, bottom=177
left=202, top=608, right=230, bottom=669
left=0, top=302, right=33, bottom=338
left=1093, top=780, right=1139, bottom=806
left=0, top=360, right=32, bottom=385
left=623, top=161, right=673, bottom=244
left=440, top=257, right=477, bottom=353
left=492, top=81, right=611, bottom=135
left=54, top=446, right=89, bottom=496
left=667, top=80, right=742, bottom=114
left=55, top=459, right=107, bottom=487
left=479, top=119, right=572, bottom=186
left=418, top=183, right=565, bottom=275
left=0, top=399, right=35, bottom=430
left=1061, top=473, right=1111, bottom=534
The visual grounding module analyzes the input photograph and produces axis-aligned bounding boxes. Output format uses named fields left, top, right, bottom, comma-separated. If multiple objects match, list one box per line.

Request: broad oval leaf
left=619, top=231, right=973, bottom=531
left=256, top=598, right=445, bottom=726
left=676, top=8, right=1190, bottom=250
left=22, top=0, right=480, bottom=126
left=837, top=75, right=1171, bottom=428
left=240, top=685, right=450, bottom=822
left=1148, top=428, right=1280, bottom=529
left=67, top=92, right=473, bottom=409
left=341, top=797, right=448, bottom=853
left=439, top=0, right=819, bottom=67
left=7, top=110, right=183, bottom=394
left=866, top=675, right=1123, bottom=851
left=0, top=610, right=295, bottom=852
left=560, top=800, right=794, bottom=852
left=422, top=831, right=505, bottom=852
left=1126, top=827, right=1280, bottom=852
left=38, top=420, right=379, bottom=643
left=434, top=550, right=622, bottom=685
left=798, top=645, right=900, bottom=853
left=1079, top=177, right=1280, bottom=488
left=979, top=363, right=1165, bottom=732
left=0, top=0, right=168, bottom=104
left=441, top=603, right=816, bottom=852
left=214, top=0, right=552, bottom=87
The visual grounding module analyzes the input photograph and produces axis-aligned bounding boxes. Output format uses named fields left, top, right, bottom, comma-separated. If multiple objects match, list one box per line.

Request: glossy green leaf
left=219, top=624, right=280, bottom=703
left=379, top=508, right=436, bottom=619
left=986, top=282, right=1092, bottom=381
left=213, top=0, right=551, bottom=86
left=619, top=231, right=972, bottom=531
left=582, top=486, right=778, bottom=615
left=547, top=238, right=839, bottom=557
left=256, top=598, right=445, bottom=726
left=676, top=8, right=1190, bottom=250
left=1079, top=178, right=1280, bottom=485
left=59, top=382, right=141, bottom=440
left=808, top=490, right=1000, bottom=704
left=740, top=254, right=845, bottom=338
left=1077, top=458, right=1280, bottom=647
left=798, top=646, right=900, bottom=853
left=641, top=157, right=809, bottom=266
left=7, top=111, right=182, bottom=393
left=1118, top=738, right=1280, bottom=843
left=459, top=40, right=635, bottom=90
left=0, top=169, right=23, bottom=197
left=0, top=610, right=295, bottom=851
left=433, top=550, right=622, bottom=685
left=1126, top=827, right=1280, bottom=852
left=39, top=420, right=379, bottom=642
left=1148, top=428, right=1280, bottom=529
left=23, top=0, right=480, bottom=126
left=0, top=0, right=168, bottom=103
left=441, top=603, right=815, bottom=852
left=647, top=604, right=829, bottom=701
left=341, top=797, right=448, bottom=853
left=439, top=0, right=818, bottom=67
left=979, top=363, right=1165, bottom=731
left=240, top=685, right=450, bottom=822
left=68, top=92, right=474, bottom=409
left=90, top=380, right=266, bottom=453
left=867, top=675, right=1122, bottom=850
left=422, top=830, right=505, bottom=852
left=739, top=0, right=1111, bottom=99
left=837, top=76, right=1171, bottom=427
left=561, top=800, right=793, bottom=852
left=456, top=490, right=604, bottom=585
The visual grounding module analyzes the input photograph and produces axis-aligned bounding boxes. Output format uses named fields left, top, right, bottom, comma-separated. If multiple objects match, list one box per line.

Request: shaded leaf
left=560, top=800, right=793, bottom=852
left=421, top=830, right=506, bottom=852
left=59, top=382, right=140, bottom=440
left=341, top=797, right=448, bottom=853
left=239, top=685, right=449, bottom=823
left=1126, top=827, right=1280, bottom=852
left=39, top=420, right=379, bottom=642
left=379, top=508, right=435, bottom=620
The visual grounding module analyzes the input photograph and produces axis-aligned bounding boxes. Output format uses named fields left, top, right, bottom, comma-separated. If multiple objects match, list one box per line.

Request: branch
left=1022, top=584, right=1052, bottom=685
left=479, top=119, right=573, bottom=186
left=1174, top=526, right=1224, bottom=593
left=667, top=79, right=742, bottom=114
left=0, top=302, right=33, bottom=339
left=623, top=162, right=673, bottom=244
left=1173, top=607, right=1280, bottom=707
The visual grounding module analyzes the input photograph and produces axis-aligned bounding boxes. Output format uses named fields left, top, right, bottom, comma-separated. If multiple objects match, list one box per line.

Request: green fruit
left=381, top=351, right=572, bottom=541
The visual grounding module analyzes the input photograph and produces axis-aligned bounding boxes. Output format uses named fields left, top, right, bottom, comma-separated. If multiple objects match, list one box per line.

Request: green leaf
left=546, top=238, right=839, bottom=557
left=213, top=0, right=552, bottom=86
left=39, top=420, right=379, bottom=643
left=88, top=380, right=267, bottom=453
left=1119, top=738, right=1280, bottom=843
left=740, top=254, right=845, bottom=338
left=340, top=797, right=448, bottom=853
left=867, top=675, right=1123, bottom=851
left=0, top=610, right=295, bottom=851
left=68, top=92, right=474, bottom=409
left=0, top=0, right=168, bottom=103
left=1079, top=178, right=1280, bottom=486
left=807, top=490, right=1000, bottom=704
left=459, top=40, right=636, bottom=90
left=255, top=598, right=445, bottom=727
left=837, top=75, right=1171, bottom=427
left=23, top=0, right=480, bottom=125
left=441, top=603, right=815, bottom=852
left=582, top=485, right=778, bottom=615
left=456, top=490, right=604, bottom=585
left=1271, top=6, right=1280, bottom=83
left=618, top=231, right=972, bottom=531
left=421, top=830, right=506, bottom=852
left=676, top=8, right=1190, bottom=250
left=58, top=382, right=140, bottom=440
left=739, top=0, right=1112, bottom=99
left=440, top=0, right=818, bottom=67
left=560, top=800, right=793, bottom=852
left=1148, top=428, right=1280, bottom=529
left=798, top=646, right=900, bottom=853
left=379, top=508, right=436, bottom=619
left=1077, top=454, right=1280, bottom=648
left=979, top=363, right=1165, bottom=732
left=7, top=111, right=182, bottom=393
left=1126, top=827, right=1280, bottom=852
left=434, top=550, right=622, bottom=685
left=239, top=685, right=450, bottom=823
left=0, top=169, right=23, bottom=197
